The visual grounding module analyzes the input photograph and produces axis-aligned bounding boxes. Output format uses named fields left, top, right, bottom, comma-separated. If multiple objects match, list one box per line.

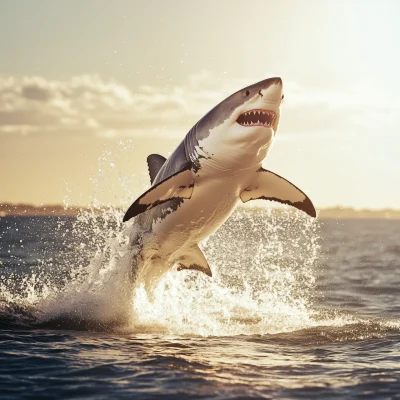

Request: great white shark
left=123, top=77, right=316, bottom=292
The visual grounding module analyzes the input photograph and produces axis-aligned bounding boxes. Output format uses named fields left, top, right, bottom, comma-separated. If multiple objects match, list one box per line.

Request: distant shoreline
left=1, top=203, right=400, bottom=219
left=0, top=204, right=81, bottom=217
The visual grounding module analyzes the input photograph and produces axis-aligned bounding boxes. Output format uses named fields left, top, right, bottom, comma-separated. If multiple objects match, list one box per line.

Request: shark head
left=234, top=77, right=283, bottom=135
left=194, top=77, right=284, bottom=170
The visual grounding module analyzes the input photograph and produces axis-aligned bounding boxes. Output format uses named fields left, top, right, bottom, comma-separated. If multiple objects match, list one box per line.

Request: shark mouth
left=236, top=109, right=276, bottom=127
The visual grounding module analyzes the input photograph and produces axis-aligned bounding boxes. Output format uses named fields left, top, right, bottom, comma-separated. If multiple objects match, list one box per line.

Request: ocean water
left=0, top=210, right=399, bottom=399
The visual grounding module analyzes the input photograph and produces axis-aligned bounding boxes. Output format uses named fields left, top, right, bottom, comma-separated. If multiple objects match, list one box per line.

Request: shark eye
left=245, top=90, right=250, bottom=96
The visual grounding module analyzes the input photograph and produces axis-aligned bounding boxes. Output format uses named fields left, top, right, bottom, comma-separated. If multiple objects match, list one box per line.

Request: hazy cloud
left=0, top=73, right=223, bottom=137
left=0, top=73, right=398, bottom=138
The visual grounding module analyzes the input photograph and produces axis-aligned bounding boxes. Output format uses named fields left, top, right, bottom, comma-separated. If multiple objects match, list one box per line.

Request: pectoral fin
left=123, top=163, right=194, bottom=222
left=241, top=168, right=316, bottom=217
left=176, top=246, right=212, bottom=277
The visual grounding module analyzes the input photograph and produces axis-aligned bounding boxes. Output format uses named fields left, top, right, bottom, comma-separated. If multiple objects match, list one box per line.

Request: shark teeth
left=236, top=109, right=276, bottom=128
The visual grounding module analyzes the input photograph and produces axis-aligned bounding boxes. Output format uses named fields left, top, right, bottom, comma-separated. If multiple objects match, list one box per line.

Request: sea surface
left=0, top=210, right=399, bottom=399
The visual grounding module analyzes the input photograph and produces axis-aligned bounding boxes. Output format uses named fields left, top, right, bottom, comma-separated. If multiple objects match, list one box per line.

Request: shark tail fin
left=147, top=154, right=167, bottom=184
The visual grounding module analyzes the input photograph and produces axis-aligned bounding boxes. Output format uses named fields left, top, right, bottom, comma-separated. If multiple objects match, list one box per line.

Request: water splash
left=133, top=208, right=324, bottom=336
left=1, top=144, right=394, bottom=336
left=1, top=141, right=142, bottom=329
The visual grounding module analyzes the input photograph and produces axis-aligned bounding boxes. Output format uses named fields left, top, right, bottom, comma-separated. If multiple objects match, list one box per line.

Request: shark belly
left=153, top=177, right=241, bottom=244
left=135, top=171, right=252, bottom=290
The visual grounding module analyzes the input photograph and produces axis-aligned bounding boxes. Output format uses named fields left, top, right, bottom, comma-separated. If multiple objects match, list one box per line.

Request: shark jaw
left=236, top=109, right=277, bottom=128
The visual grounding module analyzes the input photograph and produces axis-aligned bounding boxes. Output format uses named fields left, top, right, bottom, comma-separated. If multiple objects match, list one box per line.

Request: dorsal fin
left=147, top=154, right=167, bottom=184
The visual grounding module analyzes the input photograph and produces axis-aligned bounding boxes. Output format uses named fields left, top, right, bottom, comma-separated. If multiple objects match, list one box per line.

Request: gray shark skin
left=123, top=77, right=316, bottom=292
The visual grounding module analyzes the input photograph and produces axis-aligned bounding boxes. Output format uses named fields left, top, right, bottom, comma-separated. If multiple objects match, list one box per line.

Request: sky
left=0, top=0, right=399, bottom=209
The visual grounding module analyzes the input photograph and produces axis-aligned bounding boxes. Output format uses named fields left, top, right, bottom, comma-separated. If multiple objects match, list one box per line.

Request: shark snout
left=259, top=77, right=283, bottom=103
left=270, top=77, right=282, bottom=85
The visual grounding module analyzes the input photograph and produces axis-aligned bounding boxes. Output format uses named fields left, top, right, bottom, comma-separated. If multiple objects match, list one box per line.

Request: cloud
left=0, top=72, right=234, bottom=138
left=0, top=72, right=398, bottom=138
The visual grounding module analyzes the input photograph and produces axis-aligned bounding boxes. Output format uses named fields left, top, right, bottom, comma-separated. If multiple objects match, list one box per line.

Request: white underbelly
left=134, top=158, right=261, bottom=292
left=135, top=176, right=245, bottom=291
left=150, top=174, right=247, bottom=259
left=157, top=179, right=239, bottom=237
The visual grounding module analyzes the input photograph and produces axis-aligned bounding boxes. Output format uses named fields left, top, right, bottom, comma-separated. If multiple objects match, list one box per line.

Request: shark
left=123, top=77, right=316, bottom=292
